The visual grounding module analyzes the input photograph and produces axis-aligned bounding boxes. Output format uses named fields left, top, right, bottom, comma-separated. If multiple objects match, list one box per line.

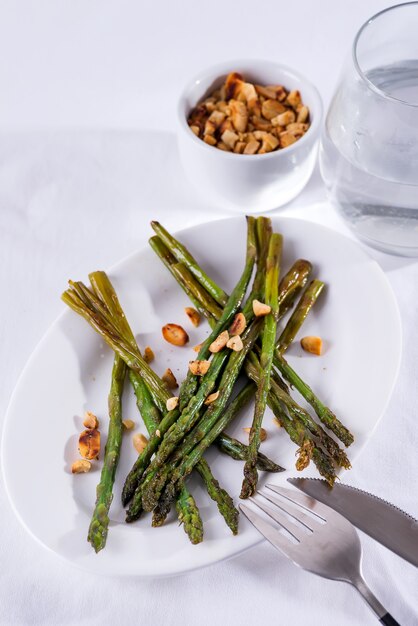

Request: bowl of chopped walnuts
left=177, top=60, right=322, bottom=213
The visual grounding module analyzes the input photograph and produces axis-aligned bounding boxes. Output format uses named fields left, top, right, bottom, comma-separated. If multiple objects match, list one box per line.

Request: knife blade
left=288, top=477, right=418, bottom=568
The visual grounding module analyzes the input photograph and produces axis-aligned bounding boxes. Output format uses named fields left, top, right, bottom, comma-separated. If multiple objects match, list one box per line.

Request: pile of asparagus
left=62, top=216, right=353, bottom=553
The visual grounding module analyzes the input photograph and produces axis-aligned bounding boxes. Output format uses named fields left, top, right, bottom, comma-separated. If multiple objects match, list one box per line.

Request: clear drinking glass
left=319, top=2, right=418, bottom=256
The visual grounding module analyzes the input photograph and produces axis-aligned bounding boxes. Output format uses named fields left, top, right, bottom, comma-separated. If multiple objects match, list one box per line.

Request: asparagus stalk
left=87, top=355, right=126, bottom=552
left=125, top=377, right=283, bottom=523
left=178, top=215, right=256, bottom=409
left=241, top=233, right=282, bottom=499
left=64, top=269, right=280, bottom=535
left=215, top=435, right=283, bottom=472
left=88, top=275, right=236, bottom=519
left=151, top=230, right=352, bottom=449
left=278, top=259, right=312, bottom=319
left=88, top=272, right=205, bottom=543
left=149, top=225, right=352, bottom=471
left=277, top=279, right=325, bottom=354
left=89, top=273, right=246, bottom=534
left=153, top=454, right=241, bottom=535
left=273, top=353, right=354, bottom=446
left=244, top=353, right=342, bottom=484
left=130, top=371, right=201, bottom=532
left=158, top=379, right=285, bottom=513
left=174, top=488, right=204, bottom=544
left=135, top=218, right=257, bottom=508
left=149, top=236, right=223, bottom=322
left=270, top=393, right=336, bottom=484
left=269, top=367, right=350, bottom=468
left=195, top=461, right=239, bottom=535
left=62, top=286, right=170, bottom=412
left=146, top=380, right=285, bottom=521
left=140, top=319, right=263, bottom=512
left=129, top=371, right=161, bottom=436
left=151, top=220, right=229, bottom=307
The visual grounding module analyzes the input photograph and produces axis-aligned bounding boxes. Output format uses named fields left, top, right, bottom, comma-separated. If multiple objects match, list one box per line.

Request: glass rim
left=352, top=1, right=418, bottom=108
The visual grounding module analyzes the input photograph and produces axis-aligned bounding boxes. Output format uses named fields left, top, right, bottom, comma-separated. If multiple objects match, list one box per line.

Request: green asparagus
left=241, top=233, right=282, bottom=498
left=87, top=355, right=126, bottom=552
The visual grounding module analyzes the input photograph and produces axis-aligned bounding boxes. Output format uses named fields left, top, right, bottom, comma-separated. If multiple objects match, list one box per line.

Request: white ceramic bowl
left=177, top=60, right=323, bottom=213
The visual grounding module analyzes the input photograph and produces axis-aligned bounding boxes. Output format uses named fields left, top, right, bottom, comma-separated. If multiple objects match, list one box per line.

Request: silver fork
left=240, top=484, right=400, bottom=626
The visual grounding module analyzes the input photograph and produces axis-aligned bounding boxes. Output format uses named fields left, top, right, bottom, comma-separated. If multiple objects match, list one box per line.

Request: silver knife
left=288, top=477, right=418, bottom=568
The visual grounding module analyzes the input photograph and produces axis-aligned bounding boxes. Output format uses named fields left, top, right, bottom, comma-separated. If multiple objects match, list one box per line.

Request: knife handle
left=380, top=613, right=401, bottom=626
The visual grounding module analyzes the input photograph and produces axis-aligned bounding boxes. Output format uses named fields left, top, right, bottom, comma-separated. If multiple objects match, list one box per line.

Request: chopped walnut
left=243, top=427, right=267, bottom=442
left=162, top=368, right=178, bottom=389
left=209, top=330, right=229, bottom=353
left=203, top=134, right=217, bottom=146
left=187, top=72, right=310, bottom=154
left=272, top=110, right=296, bottom=127
left=255, top=84, right=279, bottom=99
left=297, top=105, right=310, bottom=123
left=221, top=129, right=239, bottom=150
left=261, top=99, right=286, bottom=120
left=204, top=391, right=220, bottom=405
left=300, top=336, right=323, bottom=355
left=229, top=312, right=246, bottom=336
left=230, top=100, right=248, bottom=133
left=286, top=90, right=302, bottom=108
left=78, top=429, right=100, bottom=460
left=279, top=131, right=298, bottom=148
left=162, top=324, right=189, bottom=346
left=189, top=360, right=211, bottom=375
left=166, top=396, right=179, bottom=411
left=144, top=346, right=155, bottom=363
left=184, top=307, right=200, bottom=327
left=244, top=140, right=260, bottom=155
left=71, top=459, right=92, bottom=474
left=133, top=433, right=148, bottom=454
left=83, top=411, right=99, bottom=429
left=252, top=299, right=272, bottom=317
left=226, top=335, right=244, bottom=351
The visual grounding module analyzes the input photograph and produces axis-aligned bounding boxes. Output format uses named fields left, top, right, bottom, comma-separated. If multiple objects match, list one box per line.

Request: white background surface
left=0, top=1, right=417, bottom=625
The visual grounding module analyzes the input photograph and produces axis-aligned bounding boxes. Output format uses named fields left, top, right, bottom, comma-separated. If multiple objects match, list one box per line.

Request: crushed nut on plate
left=71, top=459, right=92, bottom=474
left=185, top=307, right=201, bottom=327
left=162, top=368, right=178, bottom=389
left=187, top=72, right=310, bottom=155
left=122, top=419, right=135, bottom=430
left=189, top=360, right=211, bottom=375
left=243, top=427, right=267, bottom=441
left=229, top=312, right=246, bottom=336
left=226, top=335, right=244, bottom=351
left=162, top=323, right=189, bottom=346
left=252, top=299, right=272, bottom=317
left=204, top=391, right=220, bottom=405
left=144, top=346, right=155, bottom=363
left=209, top=330, right=229, bottom=353
left=78, top=428, right=101, bottom=460
left=133, top=433, right=148, bottom=454
left=83, top=411, right=99, bottom=429
left=166, top=396, right=179, bottom=411
left=301, top=336, right=323, bottom=355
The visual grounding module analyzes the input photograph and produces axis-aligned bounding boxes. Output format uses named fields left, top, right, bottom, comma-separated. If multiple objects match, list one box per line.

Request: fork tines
left=239, top=484, right=342, bottom=559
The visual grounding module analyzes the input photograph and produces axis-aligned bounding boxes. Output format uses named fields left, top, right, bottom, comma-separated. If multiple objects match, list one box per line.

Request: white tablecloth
left=0, top=1, right=417, bottom=624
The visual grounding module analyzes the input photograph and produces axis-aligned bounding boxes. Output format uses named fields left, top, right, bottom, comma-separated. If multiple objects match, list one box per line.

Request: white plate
left=1, top=217, right=401, bottom=577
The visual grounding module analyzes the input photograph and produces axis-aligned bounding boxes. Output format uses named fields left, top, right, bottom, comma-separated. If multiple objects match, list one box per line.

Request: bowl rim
left=177, top=58, right=323, bottom=162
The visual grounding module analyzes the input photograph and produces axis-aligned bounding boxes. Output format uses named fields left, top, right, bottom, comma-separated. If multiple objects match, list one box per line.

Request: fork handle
left=379, top=614, right=401, bottom=626
left=353, top=577, right=401, bottom=625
